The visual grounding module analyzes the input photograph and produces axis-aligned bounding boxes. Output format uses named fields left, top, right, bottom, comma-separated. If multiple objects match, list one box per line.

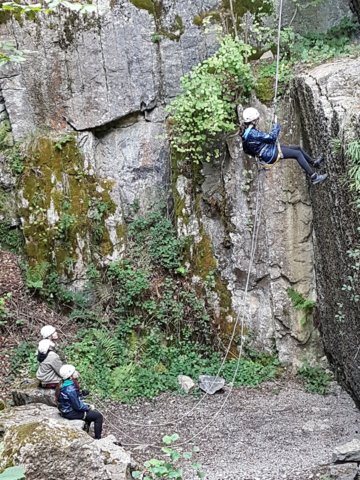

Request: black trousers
left=62, top=409, right=103, bottom=439
left=280, top=145, right=315, bottom=176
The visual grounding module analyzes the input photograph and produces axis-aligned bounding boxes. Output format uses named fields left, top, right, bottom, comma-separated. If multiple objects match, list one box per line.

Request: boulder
left=177, top=375, right=195, bottom=394
left=332, top=439, right=360, bottom=463
left=12, top=387, right=57, bottom=408
left=0, top=404, right=132, bottom=480
left=198, top=375, right=225, bottom=395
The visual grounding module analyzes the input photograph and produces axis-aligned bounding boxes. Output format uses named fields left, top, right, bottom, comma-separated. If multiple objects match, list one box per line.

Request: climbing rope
left=273, top=0, right=284, bottom=116
left=68, top=2, right=285, bottom=449
left=257, top=0, right=284, bottom=171
left=93, top=171, right=266, bottom=448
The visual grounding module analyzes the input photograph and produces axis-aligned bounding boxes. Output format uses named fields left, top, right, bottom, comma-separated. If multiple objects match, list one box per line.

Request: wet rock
left=198, top=375, right=225, bottom=395
left=177, top=375, right=195, bottom=393
left=332, top=439, right=360, bottom=463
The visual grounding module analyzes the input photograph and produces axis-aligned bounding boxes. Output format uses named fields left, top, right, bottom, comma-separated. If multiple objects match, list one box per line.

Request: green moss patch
left=19, top=134, right=117, bottom=274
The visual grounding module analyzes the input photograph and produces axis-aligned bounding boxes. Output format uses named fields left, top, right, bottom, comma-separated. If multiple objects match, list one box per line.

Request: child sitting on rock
left=57, top=364, right=103, bottom=440
left=36, top=339, right=63, bottom=388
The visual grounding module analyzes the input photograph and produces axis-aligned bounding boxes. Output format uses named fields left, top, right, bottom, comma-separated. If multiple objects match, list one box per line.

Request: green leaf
left=0, top=466, right=26, bottom=480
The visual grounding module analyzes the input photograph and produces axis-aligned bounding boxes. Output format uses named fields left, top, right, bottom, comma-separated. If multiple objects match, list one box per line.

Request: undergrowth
left=297, top=364, right=332, bottom=395
left=11, top=207, right=280, bottom=402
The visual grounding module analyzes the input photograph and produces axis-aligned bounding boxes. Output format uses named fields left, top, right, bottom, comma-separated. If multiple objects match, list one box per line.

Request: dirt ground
left=101, top=378, right=360, bottom=480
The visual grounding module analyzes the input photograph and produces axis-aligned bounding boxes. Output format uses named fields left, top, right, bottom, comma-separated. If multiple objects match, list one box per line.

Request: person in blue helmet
left=240, top=107, right=327, bottom=185
left=57, top=364, right=103, bottom=439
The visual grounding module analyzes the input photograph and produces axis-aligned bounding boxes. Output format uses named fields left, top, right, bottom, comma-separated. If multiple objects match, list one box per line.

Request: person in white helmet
left=36, top=339, right=63, bottom=388
left=240, top=107, right=327, bottom=185
left=57, top=364, right=103, bottom=439
left=40, top=325, right=58, bottom=342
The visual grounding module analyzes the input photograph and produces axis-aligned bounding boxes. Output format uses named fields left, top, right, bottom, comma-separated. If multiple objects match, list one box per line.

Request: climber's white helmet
left=41, top=325, right=58, bottom=340
left=38, top=339, right=55, bottom=354
left=243, top=107, right=260, bottom=123
left=59, top=364, right=76, bottom=380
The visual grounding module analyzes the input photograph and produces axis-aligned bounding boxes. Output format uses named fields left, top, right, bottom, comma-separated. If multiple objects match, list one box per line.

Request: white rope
left=273, top=0, right=284, bottom=116
left=82, top=0, right=284, bottom=445
left=95, top=172, right=266, bottom=448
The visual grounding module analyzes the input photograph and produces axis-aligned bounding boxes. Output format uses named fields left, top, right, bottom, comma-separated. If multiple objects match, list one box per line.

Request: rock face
left=173, top=100, right=323, bottom=366
left=0, top=404, right=132, bottom=480
left=291, top=58, right=360, bottom=404
left=0, top=0, right=356, bottom=369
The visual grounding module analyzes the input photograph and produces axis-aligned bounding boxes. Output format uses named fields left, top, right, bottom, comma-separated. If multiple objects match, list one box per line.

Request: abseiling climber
left=240, top=107, right=328, bottom=185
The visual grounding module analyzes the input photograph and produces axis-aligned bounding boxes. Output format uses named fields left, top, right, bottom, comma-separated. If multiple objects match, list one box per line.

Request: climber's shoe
left=311, top=173, right=328, bottom=185
left=82, top=422, right=90, bottom=433
left=313, top=154, right=325, bottom=168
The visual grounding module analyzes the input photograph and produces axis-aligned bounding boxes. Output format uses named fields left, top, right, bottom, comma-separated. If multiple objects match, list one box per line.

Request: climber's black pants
left=62, top=409, right=103, bottom=439
left=280, top=145, right=315, bottom=176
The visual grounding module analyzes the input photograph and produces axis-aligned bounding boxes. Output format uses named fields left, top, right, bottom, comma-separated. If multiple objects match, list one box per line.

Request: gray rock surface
left=12, top=387, right=57, bottom=407
left=332, top=439, right=360, bottom=463
left=0, top=0, right=357, bottom=372
left=291, top=58, right=360, bottom=404
left=0, top=404, right=132, bottom=480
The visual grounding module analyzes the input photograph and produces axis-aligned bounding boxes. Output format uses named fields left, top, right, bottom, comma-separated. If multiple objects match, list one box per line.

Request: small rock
left=177, top=375, right=195, bottom=393
left=330, top=463, right=358, bottom=479
left=198, top=375, right=225, bottom=395
left=332, top=439, right=360, bottom=463
left=259, top=50, right=274, bottom=61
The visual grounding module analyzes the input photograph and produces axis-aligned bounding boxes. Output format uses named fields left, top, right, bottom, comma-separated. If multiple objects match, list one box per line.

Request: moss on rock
left=19, top=134, right=117, bottom=274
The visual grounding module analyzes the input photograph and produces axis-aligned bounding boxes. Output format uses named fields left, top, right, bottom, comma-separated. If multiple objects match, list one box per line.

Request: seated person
left=57, top=364, right=103, bottom=440
left=36, top=339, right=62, bottom=388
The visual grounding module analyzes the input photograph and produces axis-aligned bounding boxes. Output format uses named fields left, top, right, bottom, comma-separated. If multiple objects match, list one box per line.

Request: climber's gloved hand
left=88, top=404, right=95, bottom=410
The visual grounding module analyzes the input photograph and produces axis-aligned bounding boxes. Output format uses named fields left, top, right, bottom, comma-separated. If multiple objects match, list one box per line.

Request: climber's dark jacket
left=57, top=379, right=90, bottom=415
left=241, top=123, right=281, bottom=163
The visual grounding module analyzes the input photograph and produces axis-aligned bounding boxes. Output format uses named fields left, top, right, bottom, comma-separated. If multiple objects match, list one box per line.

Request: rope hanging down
left=81, top=2, right=285, bottom=447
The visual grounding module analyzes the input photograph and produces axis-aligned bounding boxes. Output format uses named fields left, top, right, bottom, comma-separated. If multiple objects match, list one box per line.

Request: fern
left=287, top=288, right=316, bottom=326
left=92, top=329, right=119, bottom=366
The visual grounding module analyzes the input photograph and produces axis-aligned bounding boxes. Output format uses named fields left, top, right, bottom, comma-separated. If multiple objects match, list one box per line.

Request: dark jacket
left=241, top=123, right=281, bottom=163
left=58, top=380, right=90, bottom=415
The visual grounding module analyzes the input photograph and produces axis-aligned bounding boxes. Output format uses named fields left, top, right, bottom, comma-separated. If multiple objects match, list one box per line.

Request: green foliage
left=0, top=121, right=23, bottom=175
left=346, top=140, right=360, bottom=193
left=10, top=341, right=37, bottom=377
left=128, top=210, right=184, bottom=270
left=255, top=61, right=292, bottom=102
left=132, top=434, right=204, bottom=479
left=167, top=36, right=254, bottom=163
left=0, top=292, right=12, bottom=327
left=66, top=325, right=279, bottom=402
left=0, top=466, right=25, bottom=480
left=25, top=261, right=50, bottom=291
left=0, top=223, right=23, bottom=254
left=287, top=288, right=316, bottom=326
left=297, top=363, right=332, bottom=395
left=0, top=41, right=25, bottom=66
left=54, top=134, right=73, bottom=151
